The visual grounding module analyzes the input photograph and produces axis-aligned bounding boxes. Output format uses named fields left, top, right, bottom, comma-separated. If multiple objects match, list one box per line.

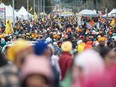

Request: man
left=94, top=37, right=106, bottom=52
left=59, top=41, right=73, bottom=80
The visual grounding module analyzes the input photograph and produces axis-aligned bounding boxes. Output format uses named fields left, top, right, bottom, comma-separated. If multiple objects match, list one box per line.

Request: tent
left=17, top=6, right=28, bottom=19
left=79, top=9, right=99, bottom=17
left=18, top=6, right=33, bottom=20
left=8, top=5, right=18, bottom=17
left=59, top=12, right=74, bottom=17
left=108, top=9, right=116, bottom=17
left=0, top=3, right=17, bottom=22
left=40, top=12, right=47, bottom=16
left=103, top=9, right=116, bottom=17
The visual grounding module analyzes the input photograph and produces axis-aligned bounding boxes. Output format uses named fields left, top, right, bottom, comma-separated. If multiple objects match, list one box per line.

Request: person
left=94, top=37, right=106, bottom=52
left=0, top=49, right=20, bottom=87
left=77, top=40, right=85, bottom=53
left=33, top=41, right=50, bottom=57
left=59, top=41, right=73, bottom=80
left=72, top=49, right=105, bottom=87
left=20, top=55, right=54, bottom=87
left=100, top=47, right=116, bottom=67
left=84, top=40, right=92, bottom=50
left=7, top=39, right=34, bottom=69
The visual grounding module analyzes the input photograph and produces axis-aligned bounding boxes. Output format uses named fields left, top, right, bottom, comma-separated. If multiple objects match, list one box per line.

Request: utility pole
left=40, top=0, right=42, bottom=13
left=33, top=0, right=35, bottom=14
left=43, top=0, right=45, bottom=13
left=38, top=0, right=39, bottom=15
left=27, top=0, right=29, bottom=19
left=12, top=0, right=15, bottom=27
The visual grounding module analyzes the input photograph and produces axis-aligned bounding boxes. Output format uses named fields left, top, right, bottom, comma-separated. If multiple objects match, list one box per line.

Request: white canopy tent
left=8, top=5, right=18, bottom=17
left=108, top=9, right=116, bottom=17
left=18, top=6, right=33, bottom=20
left=59, top=12, right=74, bottom=17
left=103, top=9, right=116, bottom=17
left=17, top=6, right=28, bottom=20
left=0, top=3, right=17, bottom=22
left=79, top=9, right=99, bottom=17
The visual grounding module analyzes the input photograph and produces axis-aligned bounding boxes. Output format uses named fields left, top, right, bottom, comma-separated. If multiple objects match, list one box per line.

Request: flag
left=29, top=7, right=32, bottom=12
left=34, top=12, right=38, bottom=20
left=90, top=19, right=95, bottom=26
left=5, top=19, right=14, bottom=34
left=42, top=18, right=45, bottom=22
left=110, top=18, right=115, bottom=27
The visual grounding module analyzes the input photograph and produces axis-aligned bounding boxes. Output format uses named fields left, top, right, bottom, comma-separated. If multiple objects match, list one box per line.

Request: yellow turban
left=7, top=39, right=31, bottom=62
left=98, top=37, right=105, bottom=42
left=61, top=41, right=72, bottom=52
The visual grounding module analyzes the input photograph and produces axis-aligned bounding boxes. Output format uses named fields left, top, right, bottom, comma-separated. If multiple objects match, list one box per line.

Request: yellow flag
left=29, top=7, right=32, bottom=12
left=34, top=12, right=38, bottom=20
left=42, top=18, right=45, bottom=22
left=110, top=18, right=115, bottom=27
left=5, top=19, right=14, bottom=34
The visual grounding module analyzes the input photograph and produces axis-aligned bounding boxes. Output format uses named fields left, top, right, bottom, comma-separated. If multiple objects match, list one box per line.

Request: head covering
left=98, top=37, right=105, bottom=42
left=74, top=49, right=105, bottom=80
left=77, top=43, right=85, bottom=53
left=33, top=41, right=48, bottom=55
left=21, top=55, right=54, bottom=81
left=7, top=39, right=31, bottom=61
left=84, top=41, right=92, bottom=50
left=61, top=41, right=72, bottom=52
left=46, top=37, right=52, bottom=43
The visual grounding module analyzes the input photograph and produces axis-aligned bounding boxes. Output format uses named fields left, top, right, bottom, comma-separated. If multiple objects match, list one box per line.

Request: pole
left=38, top=0, right=39, bottom=15
left=33, top=0, right=35, bottom=14
left=40, top=0, right=42, bottom=13
left=43, top=0, right=45, bottom=13
left=27, top=0, right=29, bottom=20
left=12, top=0, right=15, bottom=27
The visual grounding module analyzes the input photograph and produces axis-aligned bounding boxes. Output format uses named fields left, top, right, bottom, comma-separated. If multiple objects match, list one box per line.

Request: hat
left=61, top=41, right=72, bottom=52
left=98, top=37, right=105, bottom=42
left=21, top=55, right=54, bottom=81
left=7, top=39, right=31, bottom=61
left=33, top=41, right=48, bottom=55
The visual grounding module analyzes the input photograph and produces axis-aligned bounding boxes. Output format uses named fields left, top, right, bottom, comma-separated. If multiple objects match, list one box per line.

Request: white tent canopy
left=108, top=9, right=116, bottom=17
left=79, top=9, right=99, bottom=17
left=59, top=12, right=74, bottom=17
left=102, top=9, right=116, bottom=17
left=0, top=3, right=18, bottom=22
left=8, top=5, right=18, bottom=17
left=18, top=6, right=33, bottom=20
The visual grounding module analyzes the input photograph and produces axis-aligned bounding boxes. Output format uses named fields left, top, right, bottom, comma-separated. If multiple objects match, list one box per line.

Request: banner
left=0, top=8, right=5, bottom=22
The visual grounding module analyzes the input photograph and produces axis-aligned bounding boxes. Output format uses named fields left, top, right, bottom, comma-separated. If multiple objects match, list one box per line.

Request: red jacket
left=59, top=52, right=73, bottom=80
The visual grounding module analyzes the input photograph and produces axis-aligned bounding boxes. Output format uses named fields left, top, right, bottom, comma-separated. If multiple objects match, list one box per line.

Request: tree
left=45, top=0, right=53, bottom=14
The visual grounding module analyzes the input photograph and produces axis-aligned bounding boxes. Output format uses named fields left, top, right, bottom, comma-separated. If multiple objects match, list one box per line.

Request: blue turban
left=33, top=41, right=48, bottom=55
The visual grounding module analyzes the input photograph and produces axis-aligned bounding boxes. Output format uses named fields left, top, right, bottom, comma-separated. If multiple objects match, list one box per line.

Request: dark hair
left=21, top=74, right=50, bottom=87
left=0, top=50, right=7, bottom=67
left=100, top=47, right=111, bottom=59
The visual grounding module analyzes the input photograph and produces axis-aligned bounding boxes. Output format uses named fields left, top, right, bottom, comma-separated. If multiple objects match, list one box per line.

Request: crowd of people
left=0, top=14, right=116, bottom=87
